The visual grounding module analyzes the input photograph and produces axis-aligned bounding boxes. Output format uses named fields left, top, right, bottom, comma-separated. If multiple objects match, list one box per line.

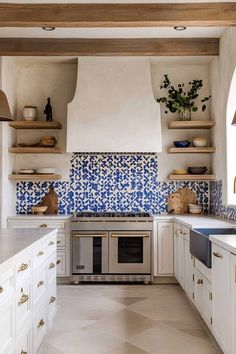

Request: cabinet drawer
left=15, top=254, right=32, bottom=285
left=48, top=281, right=57, bottom=326
left=33, top=267, right=47, bottom=306
left=47, top=253, right=57, bottom=283
left=47, top=234, right=57, bottom=256
left=56, top=251, right=66, bottom=276
left=8, top=219, right=65, bottom=230
left=33, top=302, right=47, bottom=353
left=0, top=271, right=14, bottom=306
left=32, top=242, right=47, bottom=269
left=15, top=326, right=32, bottom=354
left=0, top=295, right=14, bottom=354
left=57, top=231, right=66, bottom=249
left=16, top=281, right=31, bottom=337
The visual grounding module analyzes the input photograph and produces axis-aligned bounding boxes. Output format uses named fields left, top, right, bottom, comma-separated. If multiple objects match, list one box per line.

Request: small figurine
left=44, top=97, right=53, bottom=122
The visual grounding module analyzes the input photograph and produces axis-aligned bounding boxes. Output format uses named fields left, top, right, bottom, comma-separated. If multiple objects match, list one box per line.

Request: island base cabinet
left=33, top=301, right=48, bottom=353
left=15, top=327, right=32, bottom=354
left=194, top=269, right=212, bottom=328
left=212, top=244, right=232, bottom=354
left=0, top=296, right=15, bottom=354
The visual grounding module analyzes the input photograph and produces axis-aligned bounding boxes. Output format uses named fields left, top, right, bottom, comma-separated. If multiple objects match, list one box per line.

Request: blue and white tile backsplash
left=16, top=153, right=210, bottom=215
left=210, top=180, right=236, bottom=221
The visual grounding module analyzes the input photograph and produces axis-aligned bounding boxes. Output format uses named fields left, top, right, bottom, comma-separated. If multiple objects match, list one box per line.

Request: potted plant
left=157, top=74, right=211, bottom=120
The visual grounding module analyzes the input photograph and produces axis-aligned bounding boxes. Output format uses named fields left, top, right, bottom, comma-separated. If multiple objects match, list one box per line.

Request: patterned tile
left=210, top=180, right=236, bottom=221
left=16, top=153, right=210, bottom=215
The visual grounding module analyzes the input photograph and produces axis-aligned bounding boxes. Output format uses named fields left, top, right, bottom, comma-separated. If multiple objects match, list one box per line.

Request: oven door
left=109, top=231, right=151, bottom=274
left=72, top=231, right=109, bottom=274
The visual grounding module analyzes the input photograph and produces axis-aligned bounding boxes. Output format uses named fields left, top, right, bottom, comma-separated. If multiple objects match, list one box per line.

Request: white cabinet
left=8, top=217, right=70, bottom=277
left=154, top=221, right=174, bottom=276
left=174, top=223, right=185, bottom=288
left=231, top=253, right=236, bottom=354
left=212, top=244, right=232, bottom=354
left=184, top=238, right=194, bottom=300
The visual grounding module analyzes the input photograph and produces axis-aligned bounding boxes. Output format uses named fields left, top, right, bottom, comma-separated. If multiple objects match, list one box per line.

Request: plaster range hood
left=66, top=57, right=162, bottom=153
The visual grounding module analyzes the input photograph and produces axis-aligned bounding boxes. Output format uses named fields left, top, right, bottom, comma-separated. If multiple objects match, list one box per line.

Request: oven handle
left=111, top=233, right=150, bottom=238
left=73, top=233, right=108, bottom=238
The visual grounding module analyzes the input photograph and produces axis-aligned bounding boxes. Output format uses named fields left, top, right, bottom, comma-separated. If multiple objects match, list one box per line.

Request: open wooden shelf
left=168, top=147, right=216, bottom=154
left=9, top=174, right=62, bottom=181
left=9, top=147, right=62, bottom=154
left=168, top=174, right=216, bottom=181
left=9, top=121, right=62, bottom=129
left=168, top=120, right=215, bottom=129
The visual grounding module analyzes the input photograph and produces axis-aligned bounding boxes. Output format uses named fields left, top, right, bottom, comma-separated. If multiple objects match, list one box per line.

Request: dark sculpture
left=44, top=97, right=53, bottom=122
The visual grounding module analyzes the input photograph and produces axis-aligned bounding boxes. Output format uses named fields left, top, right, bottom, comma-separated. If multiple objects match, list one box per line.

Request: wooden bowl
left=32, top=205, right=48, bottom=215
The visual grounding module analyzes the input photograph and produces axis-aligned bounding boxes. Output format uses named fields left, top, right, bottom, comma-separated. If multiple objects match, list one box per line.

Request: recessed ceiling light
left=42, top=26, right=55, bottom=31
left=174, top=26, right=187, bottom=31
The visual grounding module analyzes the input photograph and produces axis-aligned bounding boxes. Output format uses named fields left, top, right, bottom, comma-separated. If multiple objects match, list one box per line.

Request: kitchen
left=0, top=1, right=236, bottom=354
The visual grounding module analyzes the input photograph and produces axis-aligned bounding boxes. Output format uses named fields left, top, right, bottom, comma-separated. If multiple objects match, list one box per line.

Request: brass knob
left=213, top=252, right=223, bottom=259
left=40, top=224, right=47, bottom=228
left=57, top=259, right=61, bottom=265
left=21, top=351, right=27, bottom=354
left=57, top=240, right=61, bottom=244
left=18, top=293, right=29, bottom=305
left=18, top=263, right=28, bottom=272
left=197, top=279, right=203, bottom=285
left=38, top=319, right=45, bottom=328
left=49, top=241, right=54, bottom=246
left=49, top=262, right=56, bottom=270
left=37, top=251, right=44, bottom=257
left=37, top=280, right=44, bottom=288
left=0, top=286, right=4, bottom=294
left=49, top=296, right=56, bottom=304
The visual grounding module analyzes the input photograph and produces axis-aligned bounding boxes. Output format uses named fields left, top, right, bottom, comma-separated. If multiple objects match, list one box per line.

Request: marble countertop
left=209, top=234, right=236, bottom=255
left=0, top=228, right=55, bottom=268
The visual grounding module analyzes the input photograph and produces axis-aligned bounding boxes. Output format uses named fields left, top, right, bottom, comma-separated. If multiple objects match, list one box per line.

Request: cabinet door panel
left=184, top=239, right=194, bottom=300
left=157, top=222, right=174, bottom=275
left=231, top=254, right=236, bottom=354
left=0, top=295, right=14, bottom=354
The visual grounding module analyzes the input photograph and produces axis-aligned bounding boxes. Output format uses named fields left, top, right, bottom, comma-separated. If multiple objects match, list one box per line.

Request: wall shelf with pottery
left=9, top=174, right=62, bottom=181
left=168, top=147, right=216, bottom=154
left=168, top=120, right=215, bottom=129
left=168, top=174, right=216, bottom=181
left=9, top=121, right=62, bottom=129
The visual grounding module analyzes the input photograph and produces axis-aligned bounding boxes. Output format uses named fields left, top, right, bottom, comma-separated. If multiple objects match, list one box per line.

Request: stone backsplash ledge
left=16, top=154, right=210, bottom=215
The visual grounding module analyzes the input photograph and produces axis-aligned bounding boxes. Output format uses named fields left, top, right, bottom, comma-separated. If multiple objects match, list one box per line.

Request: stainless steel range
left=70, top=212, right=153, bottom=284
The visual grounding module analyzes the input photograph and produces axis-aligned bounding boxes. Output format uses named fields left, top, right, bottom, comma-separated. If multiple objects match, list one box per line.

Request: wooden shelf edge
left=168, top=174, right=216, bottom=181
left=168, top=147, right=216, bottom=154
left=168, top=120, right=215, bottom=129
left=9, top=174, right=62, bottom=181
left=9, top=147, right=62, bottom=154
left=9, top=121, right=62, bottom=129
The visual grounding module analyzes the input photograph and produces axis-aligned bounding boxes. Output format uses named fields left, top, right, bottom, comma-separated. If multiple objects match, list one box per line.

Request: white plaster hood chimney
left=67, top=57, right=162, bottom=153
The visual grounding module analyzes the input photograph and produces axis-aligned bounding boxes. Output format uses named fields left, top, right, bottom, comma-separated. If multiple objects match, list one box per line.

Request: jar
left=23, top=106, right=37, bottom=121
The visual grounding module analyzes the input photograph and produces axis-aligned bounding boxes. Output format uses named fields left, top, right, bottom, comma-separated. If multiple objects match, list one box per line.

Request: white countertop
left=154, top=214, right=236, bottom=229
left=0, top=228, right=55, bottom=268
left=209, top=234, right=236, bottom=255
left=7, top=215, right=71, bottom=220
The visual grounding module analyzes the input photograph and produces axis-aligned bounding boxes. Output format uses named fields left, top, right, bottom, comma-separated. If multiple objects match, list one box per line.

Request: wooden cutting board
left=41, top=187, right=58, bottom=214
left=168, top=187, right=197, bottom=214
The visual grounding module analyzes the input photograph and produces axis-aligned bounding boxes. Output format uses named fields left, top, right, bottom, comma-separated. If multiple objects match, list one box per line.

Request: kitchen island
left=0, top=228, right=57, bottom=354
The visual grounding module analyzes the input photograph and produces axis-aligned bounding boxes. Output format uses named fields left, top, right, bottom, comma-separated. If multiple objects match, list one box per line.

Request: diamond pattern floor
left=38, top=284, right=220, bottom=354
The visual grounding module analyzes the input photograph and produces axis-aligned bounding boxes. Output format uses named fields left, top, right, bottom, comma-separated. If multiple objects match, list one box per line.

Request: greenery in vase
left=157, top=74, right=211, bottom=114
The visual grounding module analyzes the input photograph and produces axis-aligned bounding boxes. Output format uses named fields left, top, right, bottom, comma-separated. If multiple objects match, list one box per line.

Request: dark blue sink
left=190, top=228, right=236, bottom=268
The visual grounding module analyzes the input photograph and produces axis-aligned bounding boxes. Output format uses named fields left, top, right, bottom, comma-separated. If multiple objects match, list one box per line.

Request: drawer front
left=33, top=267, right=47, bottom=306
left=0, top=295, right=14, bottom=354
left=33, top=243, right=47, bottom=269
left=16, top=282, right=31, bottom=336
left=33, top=303, right=47, bottom=353
left=8, top=219, right=65, bottom=230
left=15, top=327, right=32, bottom=354
left=48, top=281, right=57, bottom=320
left=47, top=253, right=57, bottom=283
left=0, top=272, right=14, bottom=306
left=57, top=231, right=66, bottom=249
left=56, top=251, right=66, bottom=276
left=16, top=255, right=32, bottom=285
left=47, top=234, right=57, bottom=256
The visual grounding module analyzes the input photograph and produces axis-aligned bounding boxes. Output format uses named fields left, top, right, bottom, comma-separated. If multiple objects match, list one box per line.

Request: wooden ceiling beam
left=0, top=38, right=219, bottom=56
left=0, top=3, right=235, bottom=27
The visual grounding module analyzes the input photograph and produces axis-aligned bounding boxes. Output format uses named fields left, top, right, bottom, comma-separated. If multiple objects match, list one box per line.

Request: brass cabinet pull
left=57, top=240, right=61, bottom=244
left=213, top=252, right=223, bottom=259
left=18, top=293, right=29, bottom=305
left=57, top=260, right=61, bottom=265
left=37, top=251, right=44, bottom=257
left=0, top=286, right=3, bottom=294
left=111, top=233, right=150, bottom=238
left=197, top=279, right=203, bottom=285
left=49, top=296, right=56, bottom=304
left=37, top=280, right=44, bottom=288
left=18, top=263, right=28, bottom=272
left=38, top=319, right=45, bottom=328
left=40, top=224, right=47, bottom=228
left=73, top=233, right=107, bottom=238
left=49, top=262, right=56, bottom=270
left=49, top=241, right=55, bottom=246
left=21, top=351, right=27, bottom=354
